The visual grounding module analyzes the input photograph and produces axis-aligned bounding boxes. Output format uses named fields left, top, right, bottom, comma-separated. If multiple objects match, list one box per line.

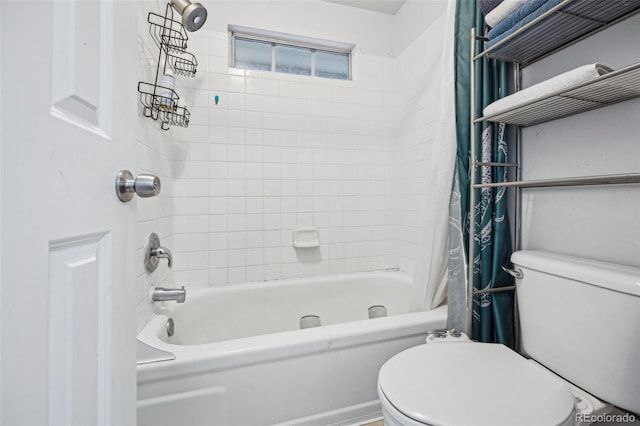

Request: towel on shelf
left=485, top=0, right=528, bottom=28
left=488, top=0, right=565, bottom=40
left=487, top=0, right=564, bottom=47
left=482, top=63, right=613, bottom=117
left=478, top=0, right=504, bottom=15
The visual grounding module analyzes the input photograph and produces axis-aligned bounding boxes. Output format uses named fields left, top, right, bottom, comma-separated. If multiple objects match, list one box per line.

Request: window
left=275, top=45, right=312, bottom=76
left=230, top=26, right=352, bottom=80
left=235, top=38, right=272, bottom=71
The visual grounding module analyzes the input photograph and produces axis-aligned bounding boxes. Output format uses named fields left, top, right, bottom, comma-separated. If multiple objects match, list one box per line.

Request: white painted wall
left=520, top=14, right=640, bottom=267
left=392, top=0, right=448, bottom=55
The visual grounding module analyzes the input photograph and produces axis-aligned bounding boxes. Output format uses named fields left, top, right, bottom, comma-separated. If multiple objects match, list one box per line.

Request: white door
left=1, top=1, right=138, bottom=424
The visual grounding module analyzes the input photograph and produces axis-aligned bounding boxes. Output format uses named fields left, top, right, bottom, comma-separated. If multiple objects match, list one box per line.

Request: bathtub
left=137, top=271, right=447, bottom=426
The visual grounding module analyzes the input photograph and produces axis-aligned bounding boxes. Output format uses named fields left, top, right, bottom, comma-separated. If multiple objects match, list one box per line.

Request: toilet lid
left=378, top=343, right=575, bottom=426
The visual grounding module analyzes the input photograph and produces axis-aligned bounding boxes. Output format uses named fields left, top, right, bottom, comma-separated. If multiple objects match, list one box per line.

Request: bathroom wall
left=136, top=0, right=176, bottom=331
left=392, top=0, right=448, bottom=275
left=167, top=0, right=450, bottom=287
left=160, top=0, right=409, bottom=288
left=170, top=31, right=398, bottom=286
left=393, top=0, right=448, bottom=55
left=519, top=14, right=640, bottom=267
left=136, top=0, right=449, bottom=329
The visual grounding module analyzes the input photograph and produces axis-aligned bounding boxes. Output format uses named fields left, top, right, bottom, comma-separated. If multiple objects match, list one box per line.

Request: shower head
left=171, top=0, right=207, bottom=32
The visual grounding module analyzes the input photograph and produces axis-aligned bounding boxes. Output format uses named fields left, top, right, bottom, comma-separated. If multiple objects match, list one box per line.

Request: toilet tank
left=512, top=250, right=640, bottom=414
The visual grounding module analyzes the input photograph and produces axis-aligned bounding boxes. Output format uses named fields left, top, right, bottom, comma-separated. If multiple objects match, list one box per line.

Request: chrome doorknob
left=115, top=170, right=161, bottom=202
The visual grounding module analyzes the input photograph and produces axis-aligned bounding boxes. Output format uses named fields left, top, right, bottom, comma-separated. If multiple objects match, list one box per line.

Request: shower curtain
left=408, top=0, right=457, bottom=312
left=451, top=0, right=515, bottom=347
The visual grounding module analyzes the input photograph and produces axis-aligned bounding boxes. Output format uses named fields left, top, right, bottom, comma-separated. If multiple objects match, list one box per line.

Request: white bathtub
left=137, top=272, right=447, bottom=426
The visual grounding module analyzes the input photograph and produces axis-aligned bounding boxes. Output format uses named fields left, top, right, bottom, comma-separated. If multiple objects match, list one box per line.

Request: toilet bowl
left=377, top=251, right=640, bottom=426
left=378, top=342, right=578, bottom=426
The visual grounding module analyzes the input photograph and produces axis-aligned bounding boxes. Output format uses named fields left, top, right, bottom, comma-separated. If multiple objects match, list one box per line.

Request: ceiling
left=322, top=0, right=407, bottom=15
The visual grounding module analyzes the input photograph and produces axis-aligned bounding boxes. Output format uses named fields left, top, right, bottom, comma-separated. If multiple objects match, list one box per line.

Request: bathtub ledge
left=138, top=305, right=447, bottom=382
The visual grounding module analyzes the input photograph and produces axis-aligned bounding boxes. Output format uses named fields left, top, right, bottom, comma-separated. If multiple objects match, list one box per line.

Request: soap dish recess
left=293, top=228, right=320, bottom=249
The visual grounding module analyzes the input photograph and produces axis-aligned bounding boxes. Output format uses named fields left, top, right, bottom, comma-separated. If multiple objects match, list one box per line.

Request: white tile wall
left=392, top=23, right=447, bottom=275
left=172, top=30, right=398, bottom=287
left=135, top=0, right=449, bottom=330
left=136, top=0, right=176, bottom=332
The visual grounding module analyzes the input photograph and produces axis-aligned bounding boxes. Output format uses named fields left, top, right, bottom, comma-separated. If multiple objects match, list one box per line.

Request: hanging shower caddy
left=138, top=3, right=199, bottom=130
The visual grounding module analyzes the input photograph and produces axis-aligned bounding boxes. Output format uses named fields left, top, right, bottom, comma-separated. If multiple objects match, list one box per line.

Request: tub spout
left=152, top=286, right=186, bottom=303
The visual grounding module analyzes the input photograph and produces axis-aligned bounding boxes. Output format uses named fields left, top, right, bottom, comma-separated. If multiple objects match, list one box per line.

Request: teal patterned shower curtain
left=454, top=0, right=515, bottom=347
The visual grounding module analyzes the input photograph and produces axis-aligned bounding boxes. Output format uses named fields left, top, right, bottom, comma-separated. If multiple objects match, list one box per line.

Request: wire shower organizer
left=138, top=3, right=198, bottom=130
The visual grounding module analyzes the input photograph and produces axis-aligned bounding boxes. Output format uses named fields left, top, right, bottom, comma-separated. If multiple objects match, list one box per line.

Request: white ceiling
left=322, top=0, right=407, bottom=15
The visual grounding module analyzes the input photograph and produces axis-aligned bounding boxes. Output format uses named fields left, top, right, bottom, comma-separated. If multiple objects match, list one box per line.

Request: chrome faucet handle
left=151, top=246, right=173, bottom=269
left=144, top=233, right=173, bottom=272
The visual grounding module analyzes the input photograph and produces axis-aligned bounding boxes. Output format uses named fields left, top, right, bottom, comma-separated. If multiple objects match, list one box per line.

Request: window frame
left=229, top=27, right=353, bottom=80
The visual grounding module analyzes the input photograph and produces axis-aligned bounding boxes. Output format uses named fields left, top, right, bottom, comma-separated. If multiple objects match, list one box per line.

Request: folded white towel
left=483, top=63, right=613, bottom=117
left=485, top=0, right=528, bottom=28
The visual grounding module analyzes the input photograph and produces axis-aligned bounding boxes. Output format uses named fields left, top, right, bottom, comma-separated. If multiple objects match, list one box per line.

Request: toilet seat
left=378, top=342, right=576, bottom=426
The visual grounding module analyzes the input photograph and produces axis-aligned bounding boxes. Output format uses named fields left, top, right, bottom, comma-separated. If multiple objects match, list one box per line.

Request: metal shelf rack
left=138, top=3, right=198, bottom=130
left=477, top=63, right=640, bottom=126
left=467, top=3, right=640, bottom=337
left=476, top=0, right=640, bottom=66
left=474, top=173, right=640, bottom=189
left=138, top=82, right=180, bottom=122
left=148, top=11, right=189, bottom=53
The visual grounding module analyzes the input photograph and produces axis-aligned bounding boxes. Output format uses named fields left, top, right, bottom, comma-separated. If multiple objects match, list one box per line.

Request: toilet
left=378, top=250, right=640, bottom=426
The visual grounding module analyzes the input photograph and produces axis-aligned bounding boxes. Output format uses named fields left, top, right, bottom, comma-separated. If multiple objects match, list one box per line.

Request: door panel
left=1, top=1, right=137, bottom=424
left=48, top=233, right=111, bottom=425
left=51, top=0, right=112, bottom=134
